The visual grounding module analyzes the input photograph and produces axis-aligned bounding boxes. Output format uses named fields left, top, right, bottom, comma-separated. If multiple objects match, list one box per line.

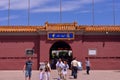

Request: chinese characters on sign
left=48, top=32, right=74, bottom=40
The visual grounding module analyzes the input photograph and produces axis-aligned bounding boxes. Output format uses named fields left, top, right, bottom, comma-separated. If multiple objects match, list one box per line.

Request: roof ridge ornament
left=45, top=22, right=77, bottom=31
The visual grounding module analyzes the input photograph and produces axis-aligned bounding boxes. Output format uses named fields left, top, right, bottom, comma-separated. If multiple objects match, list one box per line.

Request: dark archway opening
left=49, top=41, right=73, bottom=69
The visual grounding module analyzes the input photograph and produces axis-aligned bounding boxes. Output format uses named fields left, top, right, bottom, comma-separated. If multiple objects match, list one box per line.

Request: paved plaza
left=0, top=70, right=120, bottom=80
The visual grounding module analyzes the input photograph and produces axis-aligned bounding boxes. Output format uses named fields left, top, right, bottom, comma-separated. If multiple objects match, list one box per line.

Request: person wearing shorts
left=23, top=57, right=33, bottom=80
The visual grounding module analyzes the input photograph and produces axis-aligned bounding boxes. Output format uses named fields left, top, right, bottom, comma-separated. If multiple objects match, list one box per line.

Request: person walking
left=71, top=57, right=78, bottom=79
left=44, top=61, right=51, bottom=80
left=62, top=60, right=69, bottom=80
left=23, top=57, right=33, bottom=80
left=85, top=57, right=91, bottom=75
left=56, top=58, right=64, bottom=80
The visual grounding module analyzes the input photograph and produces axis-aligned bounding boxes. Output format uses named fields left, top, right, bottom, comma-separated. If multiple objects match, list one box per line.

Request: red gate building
left=0, top=22, right=120, bottom=70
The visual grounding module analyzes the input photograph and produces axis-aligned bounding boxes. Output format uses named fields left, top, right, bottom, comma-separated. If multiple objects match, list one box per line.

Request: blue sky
left=0, top=0, right=120, bottom=26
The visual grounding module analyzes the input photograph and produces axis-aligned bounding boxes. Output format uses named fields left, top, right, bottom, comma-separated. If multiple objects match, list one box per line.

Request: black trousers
left=72, top=66, right=78, bottom=78
left=86, top=66, right=90, bottom=74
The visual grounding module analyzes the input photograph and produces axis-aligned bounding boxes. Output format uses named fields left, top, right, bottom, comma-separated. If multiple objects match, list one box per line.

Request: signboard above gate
left=48, top=32, right=74, bottom=40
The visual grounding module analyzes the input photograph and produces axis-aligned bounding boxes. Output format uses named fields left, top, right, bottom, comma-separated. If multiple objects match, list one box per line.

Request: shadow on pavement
left=114, top=70, right=120, bottom=72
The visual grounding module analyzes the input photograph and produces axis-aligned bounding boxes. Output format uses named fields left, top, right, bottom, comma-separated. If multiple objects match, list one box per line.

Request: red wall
left=39, top=35, right=120, bottom=70
left=0, top=35, right=120, bottom=70
left=0, top=36, right=38, bottom=70
left=71, top=35, right=120, bottom=70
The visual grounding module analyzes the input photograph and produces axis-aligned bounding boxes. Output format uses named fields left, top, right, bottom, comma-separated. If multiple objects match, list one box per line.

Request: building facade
left=0, top=22, right=120, bottom=70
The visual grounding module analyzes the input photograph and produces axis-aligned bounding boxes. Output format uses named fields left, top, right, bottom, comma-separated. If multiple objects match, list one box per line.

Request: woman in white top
left=56, top=58, right=64, bottom=79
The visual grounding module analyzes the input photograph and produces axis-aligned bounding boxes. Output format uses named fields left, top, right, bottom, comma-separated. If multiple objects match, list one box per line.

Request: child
left=39, top=68, right=45, bottom=80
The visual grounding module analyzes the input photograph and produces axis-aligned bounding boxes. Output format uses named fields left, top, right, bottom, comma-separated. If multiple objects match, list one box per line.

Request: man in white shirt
left=71, top=57, right=78, bottom=79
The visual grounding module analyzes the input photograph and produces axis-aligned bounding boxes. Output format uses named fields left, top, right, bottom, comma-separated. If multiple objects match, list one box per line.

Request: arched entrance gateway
left=49, top=41, right=73, bottom=69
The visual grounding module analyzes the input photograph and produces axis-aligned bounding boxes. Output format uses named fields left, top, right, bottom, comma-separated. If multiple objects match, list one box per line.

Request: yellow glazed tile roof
left=77, top=25, right=120, bottom=32
left=0, top=23, right=120, bottom=32
left=0, top=26, right=45, bottom=32
left=85, top=27, right=120, bottom=32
